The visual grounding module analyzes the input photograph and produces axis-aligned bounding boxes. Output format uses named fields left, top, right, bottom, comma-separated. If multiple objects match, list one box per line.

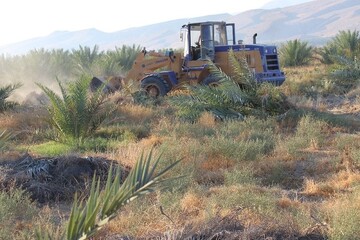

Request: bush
left=0, top=187, right=37, bottom=239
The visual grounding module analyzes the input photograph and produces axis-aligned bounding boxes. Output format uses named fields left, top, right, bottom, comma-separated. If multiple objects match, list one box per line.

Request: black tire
left=203, top=74, right=221, bottom=87
left=140, top=75, right=169, bottom=97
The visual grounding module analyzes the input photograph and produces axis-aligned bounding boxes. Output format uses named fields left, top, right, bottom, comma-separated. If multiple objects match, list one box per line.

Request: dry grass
left=303, top=170, right=360, bottom=198
left=198, top=111, right=217, bottom=128
left=0, top=106, right=49, bottom=142
left=114, top=103, right=160, bottom=125
left=3, top=62, right=360, bottom=239
left=180, top=192, right=204, bottom=216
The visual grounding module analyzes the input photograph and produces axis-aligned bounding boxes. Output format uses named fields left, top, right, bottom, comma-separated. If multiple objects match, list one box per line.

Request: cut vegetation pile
left=0, top=154, right=129, bottom=203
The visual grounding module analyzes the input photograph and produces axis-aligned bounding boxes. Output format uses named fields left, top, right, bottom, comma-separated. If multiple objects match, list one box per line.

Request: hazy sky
left=1, top=0, right=274, bottom=46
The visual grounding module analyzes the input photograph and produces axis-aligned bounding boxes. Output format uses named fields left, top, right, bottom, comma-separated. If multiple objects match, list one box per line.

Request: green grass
left=285, top=114, right=328, bottom=156
left=28, top=141, right=74, bottom=156
left=224, top=165, right=259, bottom=186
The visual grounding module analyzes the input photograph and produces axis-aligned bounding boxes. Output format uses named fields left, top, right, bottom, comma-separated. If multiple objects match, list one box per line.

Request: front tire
left=141, top=75, right=169, bottom=97
left=203, top=74, right=221, bottom=87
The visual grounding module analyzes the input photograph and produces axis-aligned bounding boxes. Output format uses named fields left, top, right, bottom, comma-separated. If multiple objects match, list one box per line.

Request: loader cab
left=181, top=21, right=236, bottom=61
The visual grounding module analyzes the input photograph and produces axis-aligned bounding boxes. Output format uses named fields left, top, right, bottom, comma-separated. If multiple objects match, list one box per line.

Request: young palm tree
left=36, top=149, right=181, bottom=240
left=0, top=83, right=22, bottom=113
left=332, top=29, right=360, bottom=60
left=36, top=75, right=113, bottom=146
left=279, top=39, right=313, bottom=67
left=324, top=30, right=360, bottom=84
left=315, top=42, right=339, bottom=65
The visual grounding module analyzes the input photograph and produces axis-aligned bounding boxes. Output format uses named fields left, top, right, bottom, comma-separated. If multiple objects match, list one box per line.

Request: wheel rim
left=146, top=85, right=160, bottom=97
left=208, top=82, right=220, bottom=87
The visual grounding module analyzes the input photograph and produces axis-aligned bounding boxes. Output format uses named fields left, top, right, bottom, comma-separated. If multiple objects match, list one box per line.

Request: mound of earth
left=0, top=153, right=130, bottom=203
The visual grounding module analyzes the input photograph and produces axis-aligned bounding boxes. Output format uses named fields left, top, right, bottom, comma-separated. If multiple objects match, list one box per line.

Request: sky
left=0, top=0, right=274, bottom=46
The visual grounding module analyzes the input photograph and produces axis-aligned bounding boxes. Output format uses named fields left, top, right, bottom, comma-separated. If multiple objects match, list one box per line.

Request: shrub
left=0, top=187, right=37, bottom=239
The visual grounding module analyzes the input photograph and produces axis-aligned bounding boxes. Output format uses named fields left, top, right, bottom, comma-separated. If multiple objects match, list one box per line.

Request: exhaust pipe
left=253, top=33, right=258, bottom=44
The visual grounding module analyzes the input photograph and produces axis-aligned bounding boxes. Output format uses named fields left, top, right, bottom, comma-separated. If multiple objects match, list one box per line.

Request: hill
left=0, top=0, right=359, bottom=55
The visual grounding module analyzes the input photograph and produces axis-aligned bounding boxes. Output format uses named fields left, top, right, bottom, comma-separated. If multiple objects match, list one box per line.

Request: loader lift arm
left=125, top=48, right=178, bottom=83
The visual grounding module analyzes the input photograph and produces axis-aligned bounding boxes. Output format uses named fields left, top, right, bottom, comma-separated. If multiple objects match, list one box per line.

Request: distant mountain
left=228, top=0, right=360, bottom=45
left=261, top=0, right=315, bottom=9
left=1, top=0, right=359, bottom=55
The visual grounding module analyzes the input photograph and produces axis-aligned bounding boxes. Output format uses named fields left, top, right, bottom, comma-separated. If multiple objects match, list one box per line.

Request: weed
left=0, top=186, right=38, bottom=239
left=224, top=165, right=259, bottom=186
left=285, top=114, right=329, bottom=157
left=323, top=188, right=360, bottom=240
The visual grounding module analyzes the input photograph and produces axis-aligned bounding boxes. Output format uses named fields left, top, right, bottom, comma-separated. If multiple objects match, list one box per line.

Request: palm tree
left=50, top=49, right=74, bottom=78
left=332, top=29, right=360, bottom=60
left=36, top=75, right=113, bottom=146
left=0, top=83, right=22, bottom=113
left=105, top=44, right=142, bottom=74
left=315, top=42, right=339, bottom=64
left=279, top=39, right=313, bottom=67
left=72, top=45, right=104, bottom=75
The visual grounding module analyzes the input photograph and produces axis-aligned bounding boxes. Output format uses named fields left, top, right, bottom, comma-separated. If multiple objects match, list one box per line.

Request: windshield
left=214, top=23, right=227, bottom=45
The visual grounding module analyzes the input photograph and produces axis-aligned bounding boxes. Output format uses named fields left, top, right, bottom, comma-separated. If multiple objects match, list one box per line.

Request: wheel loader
left=91, top=21, right=285, bottom=96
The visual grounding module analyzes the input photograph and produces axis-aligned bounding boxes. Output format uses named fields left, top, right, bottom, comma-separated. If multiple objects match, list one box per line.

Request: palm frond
left=37, top=75, right=113, bottom=145
left=0, top=83, right=22, bottom=113
left=279, top=39, right=313, bottom=67
left=0, top=129, right=12, bottom=151
left=63, top=149, right=181, bottom=240
left=227, top=49, right=257, bottom=91
left=169, top=49, right=291, bottom=121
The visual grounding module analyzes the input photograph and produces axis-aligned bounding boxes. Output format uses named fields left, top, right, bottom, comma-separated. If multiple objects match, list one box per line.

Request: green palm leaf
left=0, top=83, right=22, bottom=113
left=37, top=75, right=113, bottom=145
left=62, top=149, right=181, bottom=240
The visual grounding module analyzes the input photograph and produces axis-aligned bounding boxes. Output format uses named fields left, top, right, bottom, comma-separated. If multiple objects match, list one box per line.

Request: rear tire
left=141, top=75, right=169, bottom=97
left=203, top=74, right=221, bottom=87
